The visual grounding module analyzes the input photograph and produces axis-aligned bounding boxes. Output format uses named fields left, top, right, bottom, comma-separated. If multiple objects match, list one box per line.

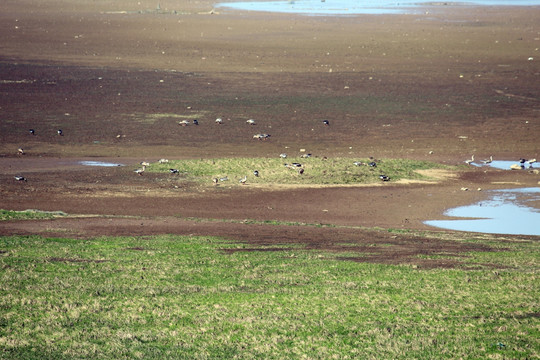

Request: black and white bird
left=280, top=153, right=287, bottom=159
left=17, top=148, right=25, bottom=155
left=239, top=175, right=247, bottom=185
left=379, top=174, right=390, bottom=182
left=215, top=118, right=223, bottom=124
left=14, top=176, right=27, bottom=182
left=368, top=162, right=377, bottom=167
left=298, top=168, right=304, bottom=175
left=465, top=155, right=474, bottom=165
left=29, top=129, right=35, bottom=135
left=134, top=165, right=146, bottom=176
left=322, top=120, right=330, bottom=126
left=253, top=170, right=259, bottom=177
left=169, top=169, right=179, bottom=174
left=291, top=162, right=302, bottom=167
left=246, top=119, right=256, bottom=125
left=193, top=119, right=199, bottom=125
left=57, top=129, right=63, bottom=136
left=527, top=158, right=536, bottom=168
left=481, top=155, right=493, bottom=164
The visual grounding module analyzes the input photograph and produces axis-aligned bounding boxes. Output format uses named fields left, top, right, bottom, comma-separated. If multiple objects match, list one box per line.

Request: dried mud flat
left=1, top=0, right=539, bottom=267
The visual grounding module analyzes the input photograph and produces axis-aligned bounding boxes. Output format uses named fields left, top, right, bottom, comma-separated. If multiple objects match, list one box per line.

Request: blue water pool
left=425, top=187, right=540, bottom=236
left=216, top=0, right=540, bottom=16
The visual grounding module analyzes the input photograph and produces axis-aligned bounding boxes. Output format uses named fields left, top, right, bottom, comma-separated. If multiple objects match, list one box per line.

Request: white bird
left=134, top=165, right=146, bottom=175
left=178, top=120, right=190, bottom=126
left=215, top=118, right=223, bottom=124
left=17, top=148, right=25, bottom=155
left=239, top=175, right=247, bottom=185
left=246, top=119, right=256, bottom=125
left=280, top=153, right=287, bottom=158
left=527, top=158, right=536, bottom=168
left=158, top=159, right=169, bottom=164
left=140, top=161, right=150, bottom=167
left=481, top=155, right=493, bottom=164
left=465, top=155, right=474, bottom=165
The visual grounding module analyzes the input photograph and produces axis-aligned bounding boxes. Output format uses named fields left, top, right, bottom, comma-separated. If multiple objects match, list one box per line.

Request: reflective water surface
left=216, top=0, right=540, bottom=15
left=79, top=161, right=124, bottom=167
left=472, top=160, right=535, bottom=170
left=425, top=188, right=540, bottom=236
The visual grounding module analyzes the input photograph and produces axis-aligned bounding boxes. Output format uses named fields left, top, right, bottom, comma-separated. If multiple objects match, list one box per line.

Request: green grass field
left=147, top=157, right=448, bottom=185
left=1, top=232, right=538, bottom=359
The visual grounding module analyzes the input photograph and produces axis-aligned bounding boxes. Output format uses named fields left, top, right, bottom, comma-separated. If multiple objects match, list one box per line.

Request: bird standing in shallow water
left=481, top=155, right=493, bottom=164
left=465, top=155, right=474, bottom=165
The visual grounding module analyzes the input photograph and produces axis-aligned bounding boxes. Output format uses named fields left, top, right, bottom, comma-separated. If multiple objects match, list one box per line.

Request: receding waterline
left=79, top=161, right=124, bottom=167
left=216, top=0, right=540, bottom=15
left=425, top=187, right=540, bottom=236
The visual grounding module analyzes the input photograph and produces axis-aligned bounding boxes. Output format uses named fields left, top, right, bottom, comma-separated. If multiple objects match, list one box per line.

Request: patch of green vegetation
left=147, top=157, right=449, bottom=185
left=0, top=234, right=537, bottom=359
left=0, top=209, right=66, bottom=221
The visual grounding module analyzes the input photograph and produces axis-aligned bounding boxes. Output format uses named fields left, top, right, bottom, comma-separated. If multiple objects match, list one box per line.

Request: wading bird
left=465, top=155, right=474, bottom=165
left=481, top=155, right=493, bottom=164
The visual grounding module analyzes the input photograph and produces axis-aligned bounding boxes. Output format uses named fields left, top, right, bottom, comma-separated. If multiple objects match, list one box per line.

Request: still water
left=425, top=187, right=540, bottom=236
left=79, top=161, right=124, bottom=167
left=216, top=0, right=540, bottom=15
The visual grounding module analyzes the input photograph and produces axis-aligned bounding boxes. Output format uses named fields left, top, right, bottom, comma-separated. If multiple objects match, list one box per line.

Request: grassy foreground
left=0, top=233, right=538, bottom=359
left=146, top=157, right=447, bottom=185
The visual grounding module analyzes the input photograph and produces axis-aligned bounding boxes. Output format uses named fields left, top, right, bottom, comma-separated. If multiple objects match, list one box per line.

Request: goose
left=134, top=165, right=146, bottom=175
left=215, top=118, right=223, bottom=124
left=464, top=155, right=474, bottom=165
left=322, top=120, right=330, bottom=126
left=246, top=119, right=256, bottom=125
left=14, top=176, right=27, bottom=182
left=57, top=129, right=63, bottom=136
left=29, top=129, right=35, bottom=135
left=253, top=170, right=259, bottom=177
left=510, top=164, right=523, bottom=170
left=379, top=174, right=390, bottom=182
left=481, top=155, right=493, bottom=164
left=169, top=169, right=179, bottom=174
left=239, top=175, right=247, bottom=185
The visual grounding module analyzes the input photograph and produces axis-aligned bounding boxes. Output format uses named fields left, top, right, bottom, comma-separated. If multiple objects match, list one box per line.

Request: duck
left=219, top=176, right=229, bottom=182
left=14, top=176, right=27, bottom=182
left=379, top=174, right=390, bottom=182
left=57, top=129, right=63, bottom=136
left=169, top=169, right=179, bottom=174
left=464, top=155, right=474, bottom=165
left=253, top=170, right=259, bottom=177
left=322, top=120, right=330, bottom=126
left=291, top=162, right=302, bottom=167
left=481, top=155, right=493, bottom=164
left=193, top=119, right=199, bottom=125
left=29, top=129, right=35, bottom=135
left=298, top=168, right=304, bottom=175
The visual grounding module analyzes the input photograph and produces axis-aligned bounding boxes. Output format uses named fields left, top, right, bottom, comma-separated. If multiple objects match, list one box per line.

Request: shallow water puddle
left=425, top=188, right=540, bottom=236
left=79, top=161, right=124, bottom=167
left=472, top=160, right=535, bottom=170
left=216, top=0, right=540, bottom=16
